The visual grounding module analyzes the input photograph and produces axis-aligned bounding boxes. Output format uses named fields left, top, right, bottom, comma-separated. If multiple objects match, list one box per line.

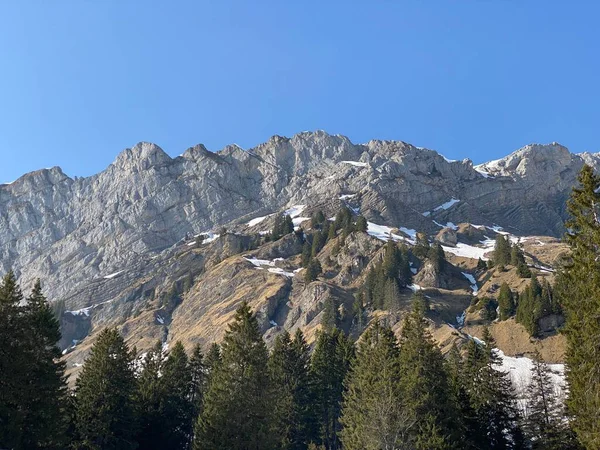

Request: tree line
left=0, top=273, right=579, bottom=449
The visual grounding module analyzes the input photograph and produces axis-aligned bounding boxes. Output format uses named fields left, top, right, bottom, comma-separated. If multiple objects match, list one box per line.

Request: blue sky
left=0, top=1, right=598, bottom=183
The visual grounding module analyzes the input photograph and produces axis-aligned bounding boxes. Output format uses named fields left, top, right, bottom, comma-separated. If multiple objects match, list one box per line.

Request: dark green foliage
left=355, top=215, right=368, bottom=233
left=312, top=210, right=326, bottom=226
left=194, top=302, right=274, bottom=450
left=462, top=329, right=522, bottom=448
left=74, top=328, right=139, bottom=450
left=0, top=274, right=69, bottom=450
left=269, top=330, right=315, bottom=450
left=493, top=234, right=511, bottom=267
left=524, top=351, right=578, bottom=449
left=559, top=164, right=600, bottom=447
left=321, top=297, right=340, bottom=331
left=195, top=234, right=205, bottom=246
left=363, top=242, right=412, bottom=312
left=189, top=344, right=206, bottom=424
left=311, top=230, right=327, bottom=257
left=203, top=343, right=222, bottom=384
left=516, top=261, right=532, bottom=278
left=428, top=243, right=446, bottom=272
left=301, top=241, right=312, bottom=268
left=327, top=222, right=337, bottom=241
left=480, top=297, right=498, bottom=321
left=310, top=329, right=354, bottom=450
left=516, top=274, right=558, bottom=336
left=333, top=206, right=353, bottom=235
left=497, top=282, right=514, bottom=320
left=304, top=258, right=322, bottom=283
left=272, top=214, right=295, bottom=241
left=397, top=296, right=462, bottom=448
left=412, top=232, right=430, bottom=259
left=340, top=323, right=408, bottom=450
left=351, top=292, right=366, bottom=330
left=476, top=257, right=487, bottom=272
left=510, top=243, right=525, bottom=267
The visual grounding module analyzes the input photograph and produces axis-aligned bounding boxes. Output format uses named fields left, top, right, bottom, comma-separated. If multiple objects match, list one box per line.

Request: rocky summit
left=0, top=130, right=593, bottom=374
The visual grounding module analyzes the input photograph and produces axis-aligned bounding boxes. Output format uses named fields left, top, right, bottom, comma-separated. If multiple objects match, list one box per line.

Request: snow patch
left=339, top=194, right=357, bottom=200
left=103, top=270, right=124, bottom=280
left=434, top=198, right=460, bottom=212
left=284, top=205, right=306, bottom=218
left=247, top=216, right=269, bottom=227
left=367, top=222, right=416, bottom=244
left=243, top=257, right=298, bottom=278
left=341, top=160, right=368, bottom=168
left=461, top=272, right=479, bottom=295
left=442, top=240, right=493, bottom=260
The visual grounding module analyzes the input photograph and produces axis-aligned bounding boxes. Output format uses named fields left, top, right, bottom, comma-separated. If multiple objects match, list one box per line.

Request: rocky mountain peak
left=475, top=142, right=575, bottom=178
left=112, top=142, right=172, bottom=171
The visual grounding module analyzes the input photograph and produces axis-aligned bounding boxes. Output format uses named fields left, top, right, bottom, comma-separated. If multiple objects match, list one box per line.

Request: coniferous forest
left=2, top=166, right=600, bottom=449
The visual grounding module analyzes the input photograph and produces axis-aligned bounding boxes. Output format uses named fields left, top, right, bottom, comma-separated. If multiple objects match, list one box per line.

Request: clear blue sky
left=1, top=1, right=599, bottom=183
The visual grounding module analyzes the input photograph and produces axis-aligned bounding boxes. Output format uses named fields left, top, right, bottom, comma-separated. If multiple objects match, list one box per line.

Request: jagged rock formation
left=0, top=131, right=593, bottom=373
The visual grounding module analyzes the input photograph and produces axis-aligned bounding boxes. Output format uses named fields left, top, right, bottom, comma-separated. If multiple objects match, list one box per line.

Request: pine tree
left=74, top=328, right=139, bottom=450
left=428, top=243, right=446, bottom=273
left=310, top=329, right=353, bottom=450
left=476, top=257, right=487, bottom=272
left=497, top=282, right=514, bottom=320
left=189, top=344, right=206, bottom=434
left=462, top=329, right=522, bottom=448
left=355, top=215, right=368, bottom=233
left=194, top=302, right=274, bottom=450
left=321, top=297, right=340, bottom=331
left=312, top=210, right=326, bottom=226
left=0, top=276, right=69, bottom=449
left=269, top=330, right=315, bottom=450
left=327, top=222, right=337, bottom=241
left=493, top=234, right=511, bottom=267
left=340, top=322, right=409, bottom=450
left=311, top=230, right=326, bottom=257
left=136, top=341, right=167, bottom=449
left=524, top=351, right=576, bottom=449
left=412, top=232, right=430, bottom=259
left=558, top=164, right=600, bottom=448
left=284, top=215, right=295, bottom=234
left=351, top=292, right=366, bottom=330
left=301, top=241, right=312, bottom=268
left=333, top=206, right=352, bottom=232
left=397, top=296, right=461, bottom=448
left=305, top=258, right=322, bottom=283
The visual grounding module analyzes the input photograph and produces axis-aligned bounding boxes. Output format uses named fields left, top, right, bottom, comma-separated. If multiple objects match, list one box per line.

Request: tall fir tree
left=194, top=302, right=274, bottom=450
left=397, top=295, right=461, bottom=449
left=340, top=322, right=410, bottom=450
left=310, top=329, right=354, bottom=450
left=558, top=164, right=600, bottom=448
left=321, top=297, right=340, bottom=331
left=462, top=329, right=523, bottom=449
left=493, top=234, right=511, bottom=268
left=74, top=327, right=139, bottom=450
left=497, top=282, right=515, bottom=320
left=0, top=275, right=69, bottom=449
left=524, top=351, right=579, bottom=449
left=269, top=330, right=315, bottom=450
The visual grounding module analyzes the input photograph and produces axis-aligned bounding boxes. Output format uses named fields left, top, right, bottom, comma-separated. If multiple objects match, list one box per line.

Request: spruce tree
left=397, top=296, right=461, bottom=448
left=269, top=330, right=315, bottom=450
left=74, top=327, right=139, bottom=450
left=189, top=344, right=206, bottom=433
left=0, top=276, right=69, bottom=449
left=428, top=243, right=446, bottom=273
left=301, top=241, right=312, bottom=268
left=340, top=322, right=409, bottom=450
left=497, top=282, right=514, bottom=320
left=310, top=329, right=353, bottom=450
left=321, top=297, right=340, bottom=331
left=194, top=302, right=274, bottom=450
left=524, top=351, right=575, bottom=449
left=493, top=234, right=511, bottom=267
left=462, top=329, right=523, bottom=448
left=559, top=164, right=600, bottom=447
left=355, top=215, right=368, bottom=233
left=311, top=230, right=326, bottom=257
left=305, top=258, right=322, bottom=283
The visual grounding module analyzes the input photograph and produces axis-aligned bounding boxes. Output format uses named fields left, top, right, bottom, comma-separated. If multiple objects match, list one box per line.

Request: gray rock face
left=0, top=131, right=596, bottom=312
